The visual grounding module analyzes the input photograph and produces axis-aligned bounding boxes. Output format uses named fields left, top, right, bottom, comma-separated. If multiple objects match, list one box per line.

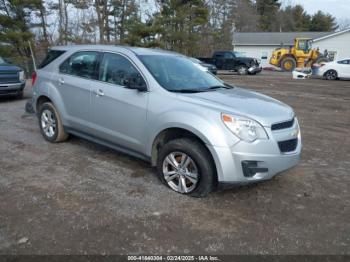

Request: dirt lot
left=0, top=71, right=349, bottom=255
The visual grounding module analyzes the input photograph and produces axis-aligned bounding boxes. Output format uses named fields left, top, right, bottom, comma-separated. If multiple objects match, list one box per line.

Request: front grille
left=0, top=72, right=19, bottom=84
left=271, top=118, right=294, bottom=131
left=278, top=138, right=298, bottom=153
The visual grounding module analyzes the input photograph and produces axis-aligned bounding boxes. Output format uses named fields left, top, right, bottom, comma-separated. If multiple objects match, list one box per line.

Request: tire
left=324, top=70, right=338, bottom=80
left=237, top=65, right=248, bottom=75
left=280, top=57, right=296, bottom=72
left=38, top=102, right=69, bottom=143
left=157, top=138, right=216, bottom=197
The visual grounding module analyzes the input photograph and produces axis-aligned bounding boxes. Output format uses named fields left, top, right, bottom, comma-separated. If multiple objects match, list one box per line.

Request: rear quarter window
left=38, top=50, right=66, bottom=69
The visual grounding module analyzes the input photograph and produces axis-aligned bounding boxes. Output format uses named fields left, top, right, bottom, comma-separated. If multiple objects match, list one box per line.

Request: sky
left=283, top=0, right=350, bottom=20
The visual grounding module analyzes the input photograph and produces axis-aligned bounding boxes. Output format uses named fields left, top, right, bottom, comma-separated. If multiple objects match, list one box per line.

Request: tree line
left=0, top=0, right=339, bottom=72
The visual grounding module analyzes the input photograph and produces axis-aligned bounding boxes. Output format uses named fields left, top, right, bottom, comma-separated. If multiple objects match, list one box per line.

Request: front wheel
left=280, top=57, right=296, bottom=72
left=237, top=65, right=248, bottom=75
left=157, top=138, right=216, bottom=197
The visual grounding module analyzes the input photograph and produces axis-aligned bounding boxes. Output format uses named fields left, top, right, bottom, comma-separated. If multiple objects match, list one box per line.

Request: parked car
left=0, top=57, right=26, bottom=98
left=314, top=58, right=350, bottom=80
left=189, top=57, right=217, bottom=75
left=30, top=45, right=301, bottom=197
left=197, top=51, right=262, bottom=75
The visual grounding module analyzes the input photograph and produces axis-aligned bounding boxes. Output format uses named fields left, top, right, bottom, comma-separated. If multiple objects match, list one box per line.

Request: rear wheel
left=324, top=70, right=338, bottom=80
left=38, top=102, right=69, bottom=142
left=280, top=57, right=296, bottom=72
left=157, top=138, right=215, bottom=197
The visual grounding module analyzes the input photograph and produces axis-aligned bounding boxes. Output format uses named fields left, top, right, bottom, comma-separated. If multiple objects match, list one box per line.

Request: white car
left=315, top=58, right=350, bottom=80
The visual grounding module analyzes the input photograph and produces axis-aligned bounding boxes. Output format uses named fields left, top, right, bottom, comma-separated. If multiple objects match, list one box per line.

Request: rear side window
left=59, top=51, right=99, bottom=79
left=38, top=50, right=65, bottom=69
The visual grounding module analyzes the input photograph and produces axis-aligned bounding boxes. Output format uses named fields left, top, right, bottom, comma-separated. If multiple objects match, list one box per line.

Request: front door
left=91, top=52, right=149, bottom=154
left=337, top=60, right=350, bottom=78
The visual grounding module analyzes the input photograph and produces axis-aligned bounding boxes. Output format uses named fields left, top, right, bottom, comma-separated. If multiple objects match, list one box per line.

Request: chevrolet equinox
left=30, top=45, right=302, bottom=197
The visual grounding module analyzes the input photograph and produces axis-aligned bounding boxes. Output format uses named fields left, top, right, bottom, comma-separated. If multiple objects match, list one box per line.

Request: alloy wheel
left=41, top=109, right=56, bottom=138
left=238, top=66, right=248, bottom=75
left=162, top=151, right=199, bottom=193
left=326, top=71, right=337, bottom=80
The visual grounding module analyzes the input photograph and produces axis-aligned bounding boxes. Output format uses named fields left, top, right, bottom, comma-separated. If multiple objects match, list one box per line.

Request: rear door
left=54, top=51, right=100, bottom=130
left=90, top=52, right=149, bottom=154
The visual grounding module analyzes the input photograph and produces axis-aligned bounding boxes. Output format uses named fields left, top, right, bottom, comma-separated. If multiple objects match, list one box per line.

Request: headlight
left=19, top=70, right=25, bottom=81
left=222, top=114, right=268, bottom=142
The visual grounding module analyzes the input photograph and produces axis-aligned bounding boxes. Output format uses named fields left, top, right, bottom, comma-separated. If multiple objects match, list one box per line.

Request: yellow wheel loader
left=269, top=38, right=329, bottom=71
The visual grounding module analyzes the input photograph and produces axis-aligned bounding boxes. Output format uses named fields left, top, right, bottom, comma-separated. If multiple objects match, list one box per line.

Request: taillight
left=32, top=71, right=37, bottom=85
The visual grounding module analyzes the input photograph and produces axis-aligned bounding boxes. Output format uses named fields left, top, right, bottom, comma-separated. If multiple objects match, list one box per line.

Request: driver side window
left=99, top=53, right=146, bottom=88
left=224, top=52, right=234, bottom=59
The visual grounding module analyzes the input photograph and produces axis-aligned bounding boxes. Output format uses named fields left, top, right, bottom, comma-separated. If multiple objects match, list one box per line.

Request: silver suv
left=31, top=45, right=301, bottom=197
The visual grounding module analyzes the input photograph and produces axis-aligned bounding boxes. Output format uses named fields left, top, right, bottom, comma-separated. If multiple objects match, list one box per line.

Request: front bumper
left=208, top=120, right=301, bottom=184
left=0, top=81, right=25, bottom=96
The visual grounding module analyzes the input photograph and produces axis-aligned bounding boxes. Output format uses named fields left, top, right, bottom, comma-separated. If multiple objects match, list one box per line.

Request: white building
left=232, top=28, right=350, bottom=68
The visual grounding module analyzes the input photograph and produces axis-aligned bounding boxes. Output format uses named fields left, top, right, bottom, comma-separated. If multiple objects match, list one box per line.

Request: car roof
left=50, top=45, right=179, bottom=56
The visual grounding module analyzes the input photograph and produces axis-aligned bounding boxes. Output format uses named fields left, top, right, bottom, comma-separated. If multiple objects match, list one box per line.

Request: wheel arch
left=36, top=95, right=52, bottom=113
left=323, top=69, right=338, bottom=76
left=34, top=81, right=68, bottom=125
left=150, top=127, right=218, bottom=185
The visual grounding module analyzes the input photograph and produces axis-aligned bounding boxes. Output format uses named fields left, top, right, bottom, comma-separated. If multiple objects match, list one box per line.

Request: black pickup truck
left=197, top=51, right=262, bottom=75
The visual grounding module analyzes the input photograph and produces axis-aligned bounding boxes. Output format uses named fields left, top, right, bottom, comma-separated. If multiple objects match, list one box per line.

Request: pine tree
left=256, top=0, right=281, bottom=31
left=0, top=0, right=39, bottom=72
left=154, top=0, right=208, bottom=56
left=310, top=11, right=338, bottom=31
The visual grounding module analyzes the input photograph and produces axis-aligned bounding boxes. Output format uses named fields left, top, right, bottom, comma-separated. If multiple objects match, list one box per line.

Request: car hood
left=0, top=64, right=21, bottom=72
left=180, top=87, right=294, bottom=127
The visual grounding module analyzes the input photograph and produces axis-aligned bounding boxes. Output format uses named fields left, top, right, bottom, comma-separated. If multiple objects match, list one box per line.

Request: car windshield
left=0, top=57, right=6, bottom=64
left=139, top=55, right=227, bottom=92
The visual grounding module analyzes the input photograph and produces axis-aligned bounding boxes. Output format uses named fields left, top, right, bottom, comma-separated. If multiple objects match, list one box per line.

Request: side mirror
left=124, top=76, right=147, bottom=92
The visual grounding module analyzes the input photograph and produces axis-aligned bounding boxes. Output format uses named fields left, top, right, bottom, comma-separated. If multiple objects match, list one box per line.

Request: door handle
left=58, top=78, right=65, bottom=85
left=93, top=89, right=104, bottom=97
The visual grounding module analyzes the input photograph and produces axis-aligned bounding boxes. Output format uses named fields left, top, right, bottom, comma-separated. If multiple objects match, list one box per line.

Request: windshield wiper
left=170, top=89, right=206, bottom=93
left=207, top=84, right=233, bottom=90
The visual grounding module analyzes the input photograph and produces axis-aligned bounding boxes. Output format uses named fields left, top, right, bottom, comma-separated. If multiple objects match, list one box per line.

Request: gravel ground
left=0, top=71, right=349, bottom=255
